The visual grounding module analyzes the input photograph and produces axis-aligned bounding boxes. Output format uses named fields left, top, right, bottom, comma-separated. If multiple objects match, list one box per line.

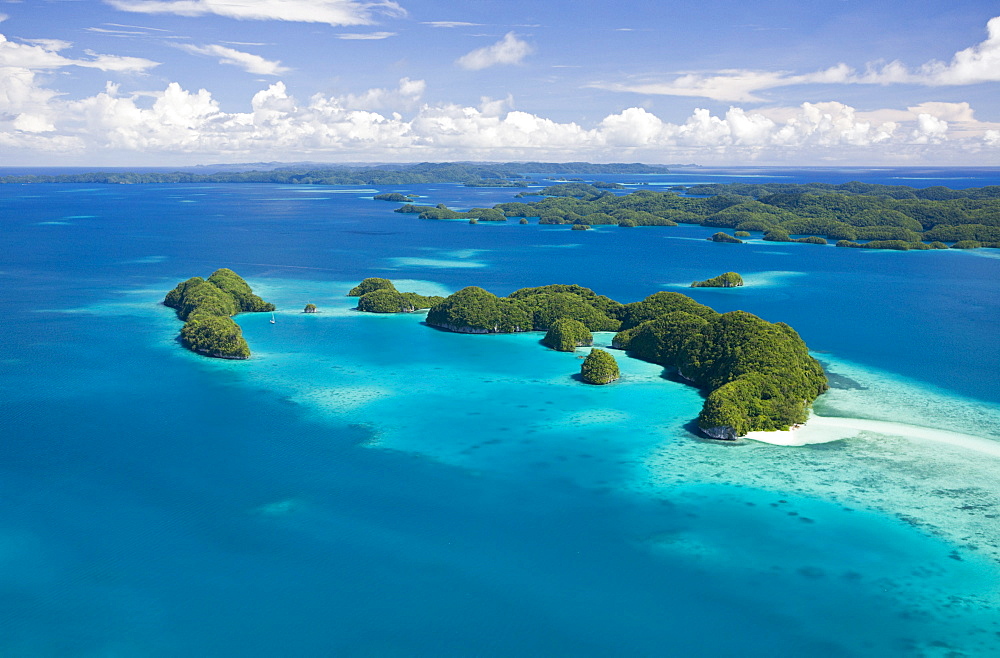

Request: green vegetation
left=425, top=287, right=531, bottom=333
left=356, top=288, right=444, bottom=313
left=180, top=316, right=250, bottom=360
left=373, top=193, right=414, bottom=202
left=580, top=348, right=620, bottom=384
left=0, top=162, right=670, bottom=186
left=691, top=272, right=743, bottom=288
left=463, top=179, right=529, bottom=188
left=395, top=203, right=508, bottom=222
left=542, top=318, right=593, bottom=352
left=710, top=232, right=742, bottom=243
left=383, top=179, right=1000, bottom=251
left=682, top=312, right=827, bottom=438
left=163, top=269, right=274, bottom=359
left=617, top=291, right=718, bottom=329
left=952, top=240, right=983, bottom=249
left=508, top=285, right=623, bottom=331
left=304, top=303, right=317, bottom=313
left=206, top=268, right=275, bottom=313
left=612, top=311, right=710, bottom=367
left=348, top=277, right=396, bottom=296
left=423, top=282, right=825, bottom=437
left=610, top=295, right=827, bottom=438
left=571, top=224, right=591, bottom=230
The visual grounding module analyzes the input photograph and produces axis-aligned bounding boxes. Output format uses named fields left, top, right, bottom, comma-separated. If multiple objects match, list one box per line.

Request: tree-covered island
left=692, top=272, right=744, bottom=288
left=349, top=278, right=444, bottom=313
left=390, top=180, right=1000, bottom=250
left=0, top=162, right=670, bottom=186
left=416, top=281, right=827, bottom=439
left=164, top=269, right=275, bottom=359
left=581, top=348, right=620, bottom=384
left=373, top=193, right=415, bottom=202
left=543, top=318, right=593, bottom=352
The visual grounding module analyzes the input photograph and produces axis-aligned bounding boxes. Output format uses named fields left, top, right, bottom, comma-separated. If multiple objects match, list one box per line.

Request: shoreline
left=745, top=414, right=1000, bottom=457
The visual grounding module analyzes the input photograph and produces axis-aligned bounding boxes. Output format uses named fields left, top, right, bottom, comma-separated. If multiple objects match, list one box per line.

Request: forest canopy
left=396, top=180, right=1000, bottom=250
left=164, top=269, right=274, bottom=359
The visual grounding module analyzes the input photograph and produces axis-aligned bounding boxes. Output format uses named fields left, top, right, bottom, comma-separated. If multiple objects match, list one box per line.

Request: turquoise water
left=2, top=170, right=1000, bottom=656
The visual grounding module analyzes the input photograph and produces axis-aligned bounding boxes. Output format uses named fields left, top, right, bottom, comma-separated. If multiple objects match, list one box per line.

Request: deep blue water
left=2, top=169, right=999, bottom=656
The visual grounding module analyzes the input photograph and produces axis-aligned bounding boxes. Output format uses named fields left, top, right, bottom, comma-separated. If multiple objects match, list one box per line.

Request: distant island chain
left=163, top=273, right=827, bottom=442
left=395, top=180, right=1000, bottom=250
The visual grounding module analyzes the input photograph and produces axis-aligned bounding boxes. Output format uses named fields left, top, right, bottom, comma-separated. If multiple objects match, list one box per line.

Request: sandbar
left=745, top=414, right=1000, bottom=458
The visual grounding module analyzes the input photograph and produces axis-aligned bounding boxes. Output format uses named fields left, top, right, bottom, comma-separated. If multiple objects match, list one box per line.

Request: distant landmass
left=400, top=181, right=1000, bottom=250
left=0, top=162, right=671, bottom=186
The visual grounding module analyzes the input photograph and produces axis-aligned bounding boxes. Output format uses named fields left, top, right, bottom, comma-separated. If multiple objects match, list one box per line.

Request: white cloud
left=105, top=0, right=405, bottom=27
left=336, top=32, right=395, bottom=40
left=597, top=15, right=1000, bottom=101
left=13, top=112, right=55, bottom=133
left=0, top=14, right=7, bottom=24
left=178, top=43, right=288, bottom=75
left=106, top=23, right=172, bottom=32
left=0, top=33, right=159, bottom=72
left=913, top=16, right=1000, bottom=85
left=86, top=27, right=152, bottom=36
left=21, top=38, right=73, bottom=52
left=2, top=62, right=999, bottom=163
left=336, top=76, right=425, bottom=110
left=423, top=21, right=481, bottom=28
left=456, top=32, right=532, bottom=70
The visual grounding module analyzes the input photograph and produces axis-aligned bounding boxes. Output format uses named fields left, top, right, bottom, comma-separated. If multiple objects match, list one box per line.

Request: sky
left=1, top=0, right=999, bottom=166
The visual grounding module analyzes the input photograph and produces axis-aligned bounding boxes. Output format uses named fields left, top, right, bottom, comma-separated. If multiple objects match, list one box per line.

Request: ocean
left=1, top=166, right=999, bottom=656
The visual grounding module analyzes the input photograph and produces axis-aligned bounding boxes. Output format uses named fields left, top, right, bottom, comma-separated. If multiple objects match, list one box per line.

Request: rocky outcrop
left=701, top=425, right=738, bottom=441
left=426, top=322, right=505, bottom=334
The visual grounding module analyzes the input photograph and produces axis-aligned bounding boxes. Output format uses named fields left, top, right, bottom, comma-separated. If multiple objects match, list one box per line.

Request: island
left=417, top=281, right=827, bottom=439
left=164, top=269, right=275, bottom=359
left=691, top=272, right=744, bottom=288
left=542, top=318, right=593, bottom=352
left=581, top=348, right=620, bottom=384
left=373, top=193, right=414, bottom=202
left=0, top=162, right=672, bottom=186
left=348, top=278, right=396, bottom=296
left=349, top=278, right=443, bottom=313
left=304, top=303, right=317, bottom=313
left=384, top=180, right=1000, bottom=251
left=357, top=289, right=444, bottom=313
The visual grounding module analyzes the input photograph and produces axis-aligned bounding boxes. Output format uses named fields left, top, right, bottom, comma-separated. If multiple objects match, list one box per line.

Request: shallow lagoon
left=2, top=169, right=1000, bottom=655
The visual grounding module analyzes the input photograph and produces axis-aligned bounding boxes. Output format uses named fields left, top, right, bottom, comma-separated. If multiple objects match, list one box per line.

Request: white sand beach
left=746, top=414, right=1000, bottom=458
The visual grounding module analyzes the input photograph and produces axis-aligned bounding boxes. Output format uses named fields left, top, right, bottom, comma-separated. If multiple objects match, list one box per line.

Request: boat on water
left=270, top=312, right=275, bottom=324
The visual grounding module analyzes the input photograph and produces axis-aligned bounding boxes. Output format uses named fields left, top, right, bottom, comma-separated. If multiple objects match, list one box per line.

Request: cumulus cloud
left=597, top=15, right=1000, bottom=101
left=105, top=0, right=405, bottom=27
left=336, top=76, right=425, bottom=110
left=0, top=33, right=159, bottom=71
left=2, top=60, right=999, bottom=162
left=456, top=32, right=532, bottom=70
left=178, top=43, right=288, bottom=75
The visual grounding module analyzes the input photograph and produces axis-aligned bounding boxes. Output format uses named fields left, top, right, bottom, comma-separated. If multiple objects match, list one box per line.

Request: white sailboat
left=270, top=312, right=276, bottom=324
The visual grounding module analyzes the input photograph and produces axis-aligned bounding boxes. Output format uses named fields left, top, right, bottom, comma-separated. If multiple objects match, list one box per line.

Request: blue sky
left=1, top=0, right=998, bottom=165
